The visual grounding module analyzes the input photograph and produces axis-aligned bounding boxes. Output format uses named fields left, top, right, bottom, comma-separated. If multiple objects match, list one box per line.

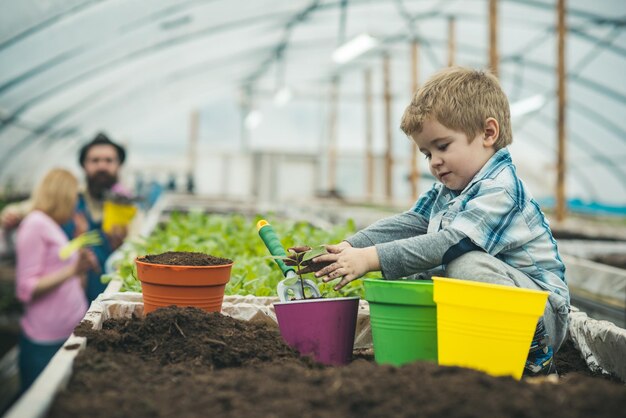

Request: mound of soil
left=73, top=307, right=305, bottom=369
left=49, top=307, right=625, bottom=418
left=138, top=251, right=232, bottom=266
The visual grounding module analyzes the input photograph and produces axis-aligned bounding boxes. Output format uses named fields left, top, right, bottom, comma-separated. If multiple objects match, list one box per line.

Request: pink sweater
left=16, top=210, right=88, bottom=342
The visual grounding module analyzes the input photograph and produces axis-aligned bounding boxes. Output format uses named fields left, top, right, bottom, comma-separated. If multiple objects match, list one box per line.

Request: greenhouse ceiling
left=0, top=0, right=624, bottom=207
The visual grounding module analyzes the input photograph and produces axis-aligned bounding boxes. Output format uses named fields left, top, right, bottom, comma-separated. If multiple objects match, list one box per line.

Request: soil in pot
left=136, top=252, right=234, bottom=314
left=48, top=307, right=625, bottom=418
left=138, top=251, right=232, bottom=266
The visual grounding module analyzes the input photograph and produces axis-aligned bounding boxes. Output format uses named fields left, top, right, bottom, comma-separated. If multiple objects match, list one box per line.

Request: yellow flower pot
left=433, top=276, right=549, bottom=380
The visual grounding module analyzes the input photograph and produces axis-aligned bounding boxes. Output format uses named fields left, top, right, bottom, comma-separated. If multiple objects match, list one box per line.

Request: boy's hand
left=285, top=242, right=353, bottom=275
left=285, top=245, right=332, bottom=274
left=314, top=246, right=379, bottom=290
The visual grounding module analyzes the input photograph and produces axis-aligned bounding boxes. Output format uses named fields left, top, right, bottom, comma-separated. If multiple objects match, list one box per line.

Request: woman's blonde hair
left=400, top=66, right=512, bottom=149
left=32, top=169, right=78, bottom=224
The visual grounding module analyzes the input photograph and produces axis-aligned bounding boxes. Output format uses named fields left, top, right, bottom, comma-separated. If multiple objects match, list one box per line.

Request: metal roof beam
left=0, top=11, right=292, bottom=133
left=0, top=0, right=104, bottom=51
left=244, top=0, right=321, bottom=87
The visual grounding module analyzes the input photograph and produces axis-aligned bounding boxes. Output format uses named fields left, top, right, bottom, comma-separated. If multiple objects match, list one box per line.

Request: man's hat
left=79, top=132, right=126, bottom=167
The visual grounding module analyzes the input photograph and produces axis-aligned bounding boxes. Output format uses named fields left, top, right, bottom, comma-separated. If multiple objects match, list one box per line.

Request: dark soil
left=591, top=253, right=626, bottom=270
left=551, top=230, right=624, bottom=241
left=48, top=307, right=625, bottom=418
left=72, top=307, right=306, bottom=369
left=138, top=251, right=233, bottom=266
left=555, top=339, right=622, bottom=382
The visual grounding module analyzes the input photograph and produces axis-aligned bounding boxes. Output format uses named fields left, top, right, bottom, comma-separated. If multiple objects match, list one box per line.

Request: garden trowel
left=256, top=219, right=321, bottom=302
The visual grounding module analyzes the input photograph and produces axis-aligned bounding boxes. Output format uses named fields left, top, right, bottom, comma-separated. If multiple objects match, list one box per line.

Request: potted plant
left=257, top=220, right=359, bottom=366
left=135, top=251, right=233, bottom=315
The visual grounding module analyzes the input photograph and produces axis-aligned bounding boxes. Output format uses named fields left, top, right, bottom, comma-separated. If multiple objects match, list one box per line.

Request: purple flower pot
left=274, top=296, right=360, bottom=365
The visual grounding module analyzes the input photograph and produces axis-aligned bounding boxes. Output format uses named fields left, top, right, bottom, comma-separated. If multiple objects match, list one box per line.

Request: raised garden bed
left=9, top=202, right=624, bottom=417
left=45, top=306, right=625, bottom=418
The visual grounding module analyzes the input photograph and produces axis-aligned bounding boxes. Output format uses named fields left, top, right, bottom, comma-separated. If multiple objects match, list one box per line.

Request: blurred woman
left=15, top=168, right=97, bottom=393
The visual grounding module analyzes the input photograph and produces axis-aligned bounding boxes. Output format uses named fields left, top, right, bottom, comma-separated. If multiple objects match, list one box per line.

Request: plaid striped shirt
left=413, top=148, right=569, bottom=302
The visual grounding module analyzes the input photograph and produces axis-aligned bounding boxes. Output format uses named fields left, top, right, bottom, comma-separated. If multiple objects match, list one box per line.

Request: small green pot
left=364, top=278, right=437, bottom=366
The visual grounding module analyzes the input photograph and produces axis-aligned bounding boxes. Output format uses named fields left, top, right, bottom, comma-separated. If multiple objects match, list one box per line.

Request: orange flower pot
left=135, top=258, right=233, bottom=315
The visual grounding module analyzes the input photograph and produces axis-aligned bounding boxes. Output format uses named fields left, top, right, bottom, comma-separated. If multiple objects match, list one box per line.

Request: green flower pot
left=364, top=278, right=437, bottom=366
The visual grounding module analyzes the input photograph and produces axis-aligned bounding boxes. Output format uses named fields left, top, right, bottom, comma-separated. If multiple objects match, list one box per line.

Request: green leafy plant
left=103, top=212, right=376, bottom=298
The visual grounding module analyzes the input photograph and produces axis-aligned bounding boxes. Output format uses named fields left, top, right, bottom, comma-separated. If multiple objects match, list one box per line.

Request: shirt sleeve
left=374, top=228, right=478, bottom=279
left=345, top=185, right=438, bottom=248
left=447, top=187, right=528, bottom=255
left=15, top=219, right=47, bottom=303
left=410, top=183, right=439, bottom=219
left=345, top=211, right=429, bottom=248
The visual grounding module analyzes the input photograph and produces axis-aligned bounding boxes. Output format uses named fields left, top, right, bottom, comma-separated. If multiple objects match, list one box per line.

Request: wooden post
left=489, top=0, right=499, bottom=76
left=364, top=68, right=374, bottom=200
left=240, top=87, right=250, bottom=152
left=187, top=110, right=199, bottom=179
left=448, top=16, right=456, bottom=67
left=556, top=0, right=567, bottom=221
left=383, top=53, right=393, bottom=202
left=328, top=75, right=340, bottom=193
left=410, top=40, right=420, bottom=201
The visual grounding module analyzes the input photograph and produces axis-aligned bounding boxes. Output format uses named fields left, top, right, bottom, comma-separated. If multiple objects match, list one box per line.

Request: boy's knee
left=443, top=251, right=521, bottom=288
left=444, top=251, right=494, bottom=281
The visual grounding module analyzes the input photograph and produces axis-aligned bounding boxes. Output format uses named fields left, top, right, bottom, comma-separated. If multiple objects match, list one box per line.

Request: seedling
left=59, top=230, right=102, bottom=260
left=270, top=245, right=329, bottom=299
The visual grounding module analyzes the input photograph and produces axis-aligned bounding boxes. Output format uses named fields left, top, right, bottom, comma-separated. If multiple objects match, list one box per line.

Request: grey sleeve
left=345, top=211, right=429, bottom=248
left=375, top=228, right=482, bottom=280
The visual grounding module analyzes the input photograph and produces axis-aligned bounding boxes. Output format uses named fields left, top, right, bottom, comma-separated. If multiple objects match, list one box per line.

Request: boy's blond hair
left=32, top=168, right=78, bottom=224
left=400, top=66, right=512, bottom=149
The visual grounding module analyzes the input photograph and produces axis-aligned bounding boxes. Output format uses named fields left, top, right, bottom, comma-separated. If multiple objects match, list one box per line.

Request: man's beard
left=87, top=172, right=118, bottom=200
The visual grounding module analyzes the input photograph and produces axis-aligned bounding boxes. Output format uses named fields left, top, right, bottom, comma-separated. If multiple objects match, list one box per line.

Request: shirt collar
left=467, top=147, right=512, bottom=190
left=452, top=148, right=512, bottom=195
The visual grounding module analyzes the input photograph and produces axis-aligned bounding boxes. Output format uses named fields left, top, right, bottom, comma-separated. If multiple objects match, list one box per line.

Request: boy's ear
left=483, top=117, right=499, bottom=147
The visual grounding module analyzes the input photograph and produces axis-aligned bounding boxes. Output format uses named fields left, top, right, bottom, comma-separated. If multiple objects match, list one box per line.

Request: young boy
left=308, top=66, right=570, bottom=376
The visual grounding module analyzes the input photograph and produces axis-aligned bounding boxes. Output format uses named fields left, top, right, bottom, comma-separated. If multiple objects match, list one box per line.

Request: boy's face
left=411, top=118, right=497, bottom=192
